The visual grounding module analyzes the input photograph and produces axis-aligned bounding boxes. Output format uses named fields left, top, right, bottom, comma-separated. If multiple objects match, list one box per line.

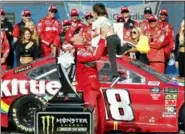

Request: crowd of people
left=0, top=4, right=184, bottom=77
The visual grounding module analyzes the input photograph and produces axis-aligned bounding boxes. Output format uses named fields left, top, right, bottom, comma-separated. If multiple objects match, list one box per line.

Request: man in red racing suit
left=158, top=8, right=175, bottom=63
left=63, top=27, right=106, bottom=134
left=1, top=31, right=10, bottom=72
left=37, top=5, right=61, bottom=57
left=139, top=7, right=153, bottom=33
left=144, top=15, right=168, bottom=73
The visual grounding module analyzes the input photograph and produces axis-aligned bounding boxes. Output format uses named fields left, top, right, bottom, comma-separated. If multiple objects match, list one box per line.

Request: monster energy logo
left=41, top=116, right=55, bottom=134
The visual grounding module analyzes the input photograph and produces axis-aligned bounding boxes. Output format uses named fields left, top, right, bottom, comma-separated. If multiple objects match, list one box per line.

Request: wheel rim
left=20, top=101, right=42, bottom=127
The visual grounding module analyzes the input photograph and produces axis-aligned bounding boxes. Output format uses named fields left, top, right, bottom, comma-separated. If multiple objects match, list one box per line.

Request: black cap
left=144, top=7, right=152, bottom=14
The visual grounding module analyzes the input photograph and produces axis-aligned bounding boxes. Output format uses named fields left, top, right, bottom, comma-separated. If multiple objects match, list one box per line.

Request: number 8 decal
left=106, top=89, right=134, bottom=121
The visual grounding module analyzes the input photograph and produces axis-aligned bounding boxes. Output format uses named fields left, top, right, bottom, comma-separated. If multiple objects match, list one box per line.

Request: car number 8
left=106, top=89, right=134, bottom=121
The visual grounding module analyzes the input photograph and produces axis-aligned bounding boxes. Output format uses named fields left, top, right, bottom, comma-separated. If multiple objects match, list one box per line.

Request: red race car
left=1, top=56, right=185, bottom=133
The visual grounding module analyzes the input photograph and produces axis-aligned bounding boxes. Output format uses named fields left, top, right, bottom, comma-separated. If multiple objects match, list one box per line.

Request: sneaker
left=111, top=76, right=120, bottom=87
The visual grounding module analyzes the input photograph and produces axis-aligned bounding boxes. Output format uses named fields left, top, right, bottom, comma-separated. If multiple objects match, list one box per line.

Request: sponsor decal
left=150, top=94, right=160, bottom=100
left=164, top=88, right=178, bottom=94
left=165, top=94, right=178, bottom=100
left=148, top=81, right=160, bottom=86
left=162, top=112, right=176, bottom=118
left=36, top=112, right=91, bottom=134
left=1, top=79, right=61, bottom=97
left=150, top=87, right=161, bottom=100
left=14, top=65, right=32, bottom=74
left=165, top=106, right=176, bottom=113
left=150, top=87, right=161, bottom=94
left=165, top=100, right=177, bottom=106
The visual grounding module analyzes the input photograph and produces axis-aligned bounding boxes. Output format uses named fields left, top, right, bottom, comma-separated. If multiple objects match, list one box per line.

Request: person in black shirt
left=12, top=9, right=32, bottom=43
left=1, top=9, right=14, bottom=69
left=14, top=28, right=40, bottom=66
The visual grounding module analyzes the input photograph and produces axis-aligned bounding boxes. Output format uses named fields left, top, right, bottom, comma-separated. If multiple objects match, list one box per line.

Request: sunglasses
left=160, top=14, right=167, bottom=16
left=149, top=20, right=156, bottom=23
left=122, top=11, right=129, bottom=13
left=131, top=31, right=137, bottom=34
left=85, top=16, right=93, bottom=20
left=63, top=24, right=71, bottom=27
left=144, top=11, right=152, bottom=14
left=50, top=10, right=57, bottom=13
left=24, top=14, right=31, bottom=17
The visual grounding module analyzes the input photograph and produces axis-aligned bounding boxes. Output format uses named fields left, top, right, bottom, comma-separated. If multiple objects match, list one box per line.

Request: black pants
left=138, top=53, right=150, bottom=65
left=178, top=52, right=185, bottom=77
left=106, top=34, right=126, bottom=77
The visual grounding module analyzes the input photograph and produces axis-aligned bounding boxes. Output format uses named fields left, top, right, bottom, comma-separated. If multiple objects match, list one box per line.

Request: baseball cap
left=62, top=19, right=71, bottom=26
left=144, top=7, right=152, bottom=14
left=159, top=8, right=168, bottom=16
left=48, top=5, right=58, bottom=12
left=148, top=15, right=157, bottom=22
left=84, top=12, right=93, bottom=19
left=22, top=9, right=31, bottom=16
left=121, top=6, right=130, bottom=13
left=1, top=9, right=5, bottom=15
left=70, top=9, right=79, bottom=16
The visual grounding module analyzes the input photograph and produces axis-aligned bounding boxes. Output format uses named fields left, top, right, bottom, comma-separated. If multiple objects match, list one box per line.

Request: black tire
left=10, top=95, right=47, bottom=133
left=179, top=104, right=185, bottom=130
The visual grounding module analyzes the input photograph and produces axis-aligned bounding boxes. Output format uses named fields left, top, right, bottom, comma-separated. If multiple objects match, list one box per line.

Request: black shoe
left=111, top=76, right=120, bottom=87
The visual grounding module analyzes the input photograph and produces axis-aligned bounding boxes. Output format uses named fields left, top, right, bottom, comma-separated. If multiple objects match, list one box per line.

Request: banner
left=67, top=2, right=158, bottom=22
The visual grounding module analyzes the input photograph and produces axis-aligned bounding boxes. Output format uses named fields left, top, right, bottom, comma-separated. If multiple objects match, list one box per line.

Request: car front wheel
left=10, top=95, right=47, bottom=133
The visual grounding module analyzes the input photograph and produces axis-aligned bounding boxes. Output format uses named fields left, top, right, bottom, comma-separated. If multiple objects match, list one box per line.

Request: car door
left=96, top=59, right=165, bottom=132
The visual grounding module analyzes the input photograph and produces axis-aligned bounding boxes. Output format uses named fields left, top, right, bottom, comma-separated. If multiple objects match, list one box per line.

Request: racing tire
left=179, top=104, right=185, bottom=130
left=10, top=95, right=47, bottom=133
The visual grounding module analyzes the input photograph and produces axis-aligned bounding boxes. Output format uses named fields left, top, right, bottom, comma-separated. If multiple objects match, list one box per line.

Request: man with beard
left=1, top=9, right=13, bottom=69
left=37, top=5, right=61, bottom=57
left=158, top=8, right=175, bottom=64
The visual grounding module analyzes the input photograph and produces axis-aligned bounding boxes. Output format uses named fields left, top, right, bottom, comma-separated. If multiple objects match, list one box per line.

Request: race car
left=1, top=55, right=185, bottom=133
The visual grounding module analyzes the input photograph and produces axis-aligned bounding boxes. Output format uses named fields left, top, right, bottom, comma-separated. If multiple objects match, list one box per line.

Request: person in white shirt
left=92, top=3, right=125, bottom=85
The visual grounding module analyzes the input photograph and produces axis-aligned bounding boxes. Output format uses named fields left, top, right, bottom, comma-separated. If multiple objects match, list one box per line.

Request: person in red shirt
left=70, top=8, right=86, bottom=29
left=1, top=31, right=10, bottom=72
left=139, top=7, right=153, bottom=33
left=144, top=15, right=168, bottom=73
left=37, top=5, right=61, bottom=57
left=158, top=8, right=175, bottom=63
left=116, top=14, right=124, bottom=23
left=82, top=12, right=93, bottom=46
left=12, top=9, right=32, bottom=43
left=60, top=19, right=71, bottom=43
left=63, top=25, right=106, bottom=134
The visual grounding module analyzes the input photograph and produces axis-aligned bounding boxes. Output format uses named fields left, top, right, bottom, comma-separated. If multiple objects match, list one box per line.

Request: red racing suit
left=12, top=21, right=26, bottom=39
left=139, top=19, right=150, bottom=33
left=144, top=24, right=168, bottom=73
left=76, top=39, right=106, bottom=134
left=37, top=17, right=61, bottom=56
left=1, top=31, right=10, bottom=71
left=70, top=20, right=86, bottom=30
left=159, top=20, right=175, bottom=60
left=82, top=24, right=92, bottom=46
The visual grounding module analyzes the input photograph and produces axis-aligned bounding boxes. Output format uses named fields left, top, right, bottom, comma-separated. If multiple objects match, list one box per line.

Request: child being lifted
left=92, top=3, right=125, bottom=86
